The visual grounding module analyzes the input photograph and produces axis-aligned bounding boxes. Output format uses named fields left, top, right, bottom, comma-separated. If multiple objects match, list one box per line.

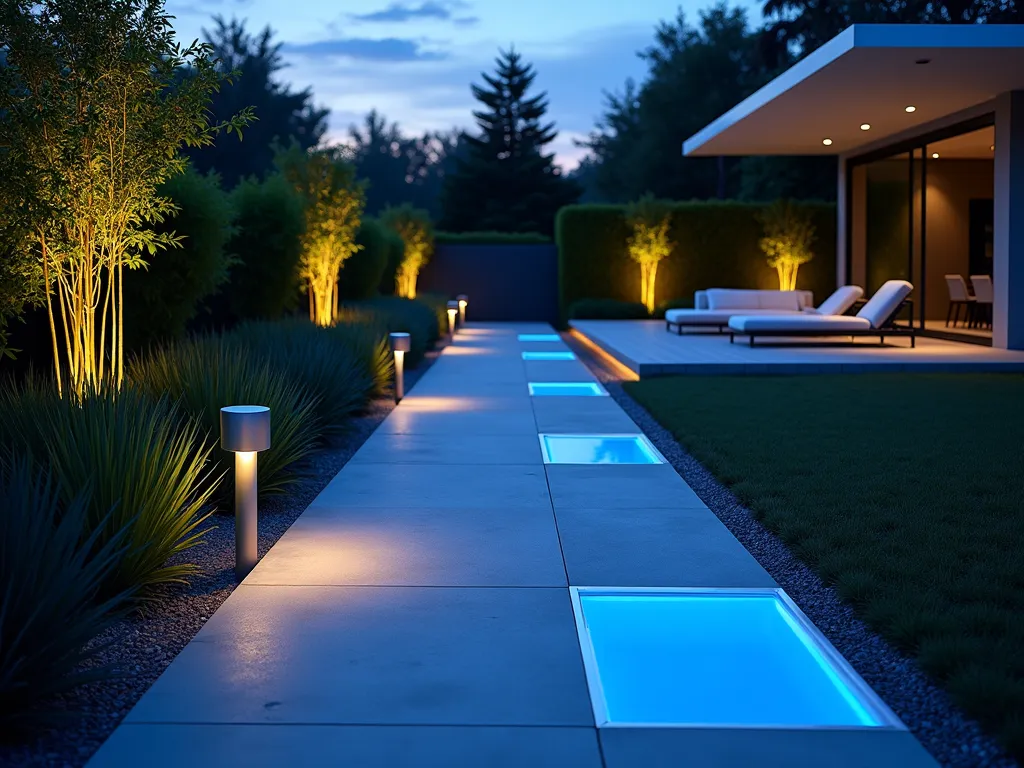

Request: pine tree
left=440, top=48, right=579, bottom=235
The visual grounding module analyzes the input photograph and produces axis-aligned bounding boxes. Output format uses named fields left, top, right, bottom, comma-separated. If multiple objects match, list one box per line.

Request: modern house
left=682, top=24, right=1024, bottom=350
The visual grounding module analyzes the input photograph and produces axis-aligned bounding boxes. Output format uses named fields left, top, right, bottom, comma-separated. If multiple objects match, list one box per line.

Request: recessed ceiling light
left=860, top=123, right=871, bottom=131
left=822, top=138, right=833, bottom=146
left=991, top=145, right=995, bottom=151
left=905, top=105, right=916, bottom=113
left=932, top=153, right=939, bottom=159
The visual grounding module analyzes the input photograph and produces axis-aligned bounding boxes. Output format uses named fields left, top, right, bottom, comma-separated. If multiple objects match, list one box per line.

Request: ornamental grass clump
left=229, top=320, right=391, bottom=436
left=129, top=335, right=320, bottom=497
left=0, top=383, right=219, bottom=598
left=0, top=459, right=134, bottom=734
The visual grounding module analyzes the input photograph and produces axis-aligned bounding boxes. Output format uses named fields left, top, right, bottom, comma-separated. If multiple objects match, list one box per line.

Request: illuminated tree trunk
left=639, top=261, right=659, bottom=314
left=776, top=261, right=798, bottom=292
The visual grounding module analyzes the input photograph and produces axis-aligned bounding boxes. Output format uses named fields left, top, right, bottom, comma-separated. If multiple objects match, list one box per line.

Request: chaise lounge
left=664, top=286, right=863, bottom=334
left=728, top=280, right=915, bottom=348
left=665, top=289, right=813, bottom=334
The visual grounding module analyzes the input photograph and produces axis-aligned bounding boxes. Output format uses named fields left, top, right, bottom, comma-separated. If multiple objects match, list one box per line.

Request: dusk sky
left=167, top=0, right=762, bottom=169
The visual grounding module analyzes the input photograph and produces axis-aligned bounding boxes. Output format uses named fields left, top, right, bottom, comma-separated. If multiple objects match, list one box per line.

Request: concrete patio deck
left=570, top=319, right=1024, bottom=377
left=88, top=323, right=937, bottom=768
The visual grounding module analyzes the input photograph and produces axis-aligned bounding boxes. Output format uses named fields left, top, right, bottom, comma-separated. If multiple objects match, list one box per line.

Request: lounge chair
left=665, top=286, right=862, bottom=334
left=728, top=280, right=915, bottom=348
left=665, top=289, right=813, bottom=334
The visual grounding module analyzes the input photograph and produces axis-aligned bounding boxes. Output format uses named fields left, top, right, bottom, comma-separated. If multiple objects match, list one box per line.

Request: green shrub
left=347, top=296, right=438, bottom=366
left=222, top=173, right=305, bottom=322
left=229, top=319, right=391, bottom=435
left=129, top=336, right=320, bottom=497
left=123, top=168, right=235, bottom=349
left=567, top=298, right=650, bottom=320
left=435, top=230, right=551, bottom=245
left=654, top=297, right=693, bottom=318
left=415, top=293, right=449, bottom=341
left=0, top=459, right=134, bottom=732
left=0, top=384, right=218, bottom=596
left=556, top=201, right=837, bottom=323
left=340, top=218, right=391, bottom=301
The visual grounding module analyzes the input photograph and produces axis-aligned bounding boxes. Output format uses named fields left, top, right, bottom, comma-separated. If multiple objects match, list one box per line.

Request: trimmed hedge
left=435, top=231, right=551, bottom=245
left=346, top=296, right=440, bottom=367
left=567, top=298, right=650, bottom=320
left=556, top=201, right=837, bottom=322
left=340, top=218, right=392, bottom=301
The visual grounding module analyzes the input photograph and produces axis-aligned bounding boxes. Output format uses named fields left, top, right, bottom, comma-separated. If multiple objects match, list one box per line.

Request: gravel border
left=0, top=350, right=440, bottom=768
left=567, top=334, right=1017, bottom=768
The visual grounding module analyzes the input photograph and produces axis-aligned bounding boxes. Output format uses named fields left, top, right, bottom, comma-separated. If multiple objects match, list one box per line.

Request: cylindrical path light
left=220, top=405, right=271, bottom=581
left=446, top=300, right=459, bottom=339
left=389, top=332, right=411, bottom=402
left=457, top=294, right=468, bottom=326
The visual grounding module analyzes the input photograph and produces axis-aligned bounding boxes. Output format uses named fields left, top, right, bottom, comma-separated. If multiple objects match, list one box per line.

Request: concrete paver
left=88, top=322, right=937, bottom=768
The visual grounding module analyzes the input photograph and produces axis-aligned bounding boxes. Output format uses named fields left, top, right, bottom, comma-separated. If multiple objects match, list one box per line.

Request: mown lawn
left=624, top=374, right=1024, bottom=757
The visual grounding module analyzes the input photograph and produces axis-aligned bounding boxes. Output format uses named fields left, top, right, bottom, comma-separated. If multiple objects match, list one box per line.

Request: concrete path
left=89, top=323, right=936, bottom=767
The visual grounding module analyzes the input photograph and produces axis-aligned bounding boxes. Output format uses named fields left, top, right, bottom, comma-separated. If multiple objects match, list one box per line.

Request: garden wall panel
left=557, top=202, right=837, bottom=321
left=417, top=244, right=559, bottom=324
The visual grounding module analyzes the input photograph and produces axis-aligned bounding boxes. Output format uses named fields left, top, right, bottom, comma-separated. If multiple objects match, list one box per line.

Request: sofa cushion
left=666, top=308, right=802, bottom=325
left=705, top=289, right=763, bottom=310
left=856, top=280, right=913, bottom=329
left=729, top=314, right=872, bottom=333
left=808, top=285, right=864, bottom=316
left=757, top=291, right=805, bottom=311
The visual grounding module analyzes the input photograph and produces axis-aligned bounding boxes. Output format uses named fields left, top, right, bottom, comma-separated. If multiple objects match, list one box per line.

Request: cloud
left=349, top=1, right=470, bottom=24
left=284, top=37, right=447, bottom=62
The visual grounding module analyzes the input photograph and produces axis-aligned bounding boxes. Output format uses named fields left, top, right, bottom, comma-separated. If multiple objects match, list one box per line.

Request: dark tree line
left=576, top=0, right=1021, bottom=205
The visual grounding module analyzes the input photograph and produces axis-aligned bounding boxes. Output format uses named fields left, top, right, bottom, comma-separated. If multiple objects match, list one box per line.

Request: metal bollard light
left=446, top=300, right=459, bottom=338
left=220, top=405, right=271, bottom=581
left=389, top=332, right=411, bottom=402
left=456, top=294, right=468, bottom=326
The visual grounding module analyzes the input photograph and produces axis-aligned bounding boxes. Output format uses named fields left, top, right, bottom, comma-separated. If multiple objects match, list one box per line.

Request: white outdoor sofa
left=728, top=280, right=915, bottom=348
left=665, top=286, right=863, bottom=334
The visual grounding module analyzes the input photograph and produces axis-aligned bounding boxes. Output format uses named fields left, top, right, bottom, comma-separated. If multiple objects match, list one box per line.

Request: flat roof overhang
left=682, top=24, right=1024, bottom=157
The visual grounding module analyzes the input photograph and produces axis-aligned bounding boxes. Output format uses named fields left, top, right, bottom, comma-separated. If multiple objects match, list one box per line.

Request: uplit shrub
left=0, top=459, right=134, bottom=732
left=229, top=319, right=391, bottom=436
left=129, top=336, right=320, bottom=497
left=0, top=383, right=218, bottom=596
left=567, top=298, right=650, bottom=320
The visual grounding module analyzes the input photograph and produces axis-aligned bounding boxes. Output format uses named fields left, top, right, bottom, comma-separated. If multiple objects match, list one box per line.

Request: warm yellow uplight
left=822, top=138, right=833, bottom=146
left=625, top=194, right=673, bottom=314
left=932, top=153, right=939, bottom=159
left=860, top=123, right=871, bottom=131
left=905, top=105, right=916, bottom=113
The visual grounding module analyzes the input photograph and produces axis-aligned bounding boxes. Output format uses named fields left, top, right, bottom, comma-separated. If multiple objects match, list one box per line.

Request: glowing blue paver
left=571, top=588, right=905, bottom=729
left=518, top=333, right=562, bottom=342
left=529, top=382, right=607, bottom=397
left=539, top=434, right=662, bottom=464
left=522, top=351, right=576, bottom=361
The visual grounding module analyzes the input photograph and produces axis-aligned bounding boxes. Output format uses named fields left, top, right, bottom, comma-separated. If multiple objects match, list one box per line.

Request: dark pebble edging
left=0, top=350, right=440, bottom=768
left=568, top=335, right=1017, bottom=768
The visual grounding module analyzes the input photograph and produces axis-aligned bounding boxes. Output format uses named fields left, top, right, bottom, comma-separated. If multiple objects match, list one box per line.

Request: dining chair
left=969, top=274, right=993, bottom=329
left=944, top=275, right=975, bottom=328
